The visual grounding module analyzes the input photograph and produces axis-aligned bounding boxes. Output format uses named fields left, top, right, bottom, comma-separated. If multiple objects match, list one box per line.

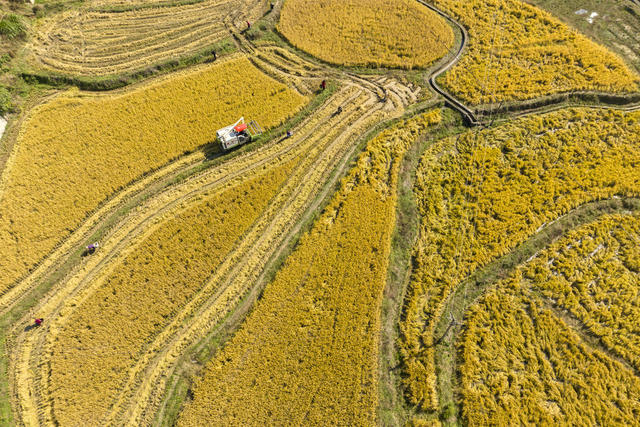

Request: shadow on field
left=201, top=142, right=221, bottom=160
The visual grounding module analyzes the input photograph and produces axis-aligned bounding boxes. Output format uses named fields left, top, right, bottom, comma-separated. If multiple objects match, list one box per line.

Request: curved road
left=417, top=0, right=479, bottom=126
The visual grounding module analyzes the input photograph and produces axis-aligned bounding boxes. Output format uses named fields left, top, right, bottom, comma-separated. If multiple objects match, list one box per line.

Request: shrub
left=0, top=87, right=11, bottom=115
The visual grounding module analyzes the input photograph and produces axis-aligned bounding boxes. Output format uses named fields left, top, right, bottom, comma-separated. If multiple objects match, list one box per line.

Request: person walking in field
left=34, top=318, right=43, bottom=327
left=320, top=80, right=326, bottom=91
left=247, top=21, right=251, bottom=30
left=86, top=242, right=99, bottom=255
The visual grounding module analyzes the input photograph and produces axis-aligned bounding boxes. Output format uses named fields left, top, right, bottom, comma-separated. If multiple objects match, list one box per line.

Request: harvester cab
left=217, top=117, right=263, bottom=151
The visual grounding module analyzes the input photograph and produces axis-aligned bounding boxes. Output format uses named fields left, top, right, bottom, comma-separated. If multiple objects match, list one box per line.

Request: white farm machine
left=217, top=117, right=263, bottom=151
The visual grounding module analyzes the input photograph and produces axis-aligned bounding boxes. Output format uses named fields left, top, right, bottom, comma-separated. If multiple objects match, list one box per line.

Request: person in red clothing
left=247, top=21, right=251, bottom=30
left=34, top=318, right=43, bottom=326
left=320, top=80, right=326, bottom=91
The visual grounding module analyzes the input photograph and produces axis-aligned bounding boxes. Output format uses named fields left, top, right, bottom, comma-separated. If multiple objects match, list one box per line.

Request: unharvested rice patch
left=278, top=0, right=454, bottom=69
left=0, top=56, right=306, bottom=295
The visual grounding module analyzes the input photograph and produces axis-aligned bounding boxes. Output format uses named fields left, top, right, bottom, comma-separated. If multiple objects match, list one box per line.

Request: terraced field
left=4, top=0, right=640, bottom=425
left=278, top=0, right=454, bottom=68
left=0, top=55, right=306, bottom=297
left=400, top=108, right=640, bottom=420
left=430, top=0, right=639, bottom=104
left=460, top=213, right=640, bottom=424
left=7, top=51, right=421, bottom=424
left=26, top=0, right=268, bottom=75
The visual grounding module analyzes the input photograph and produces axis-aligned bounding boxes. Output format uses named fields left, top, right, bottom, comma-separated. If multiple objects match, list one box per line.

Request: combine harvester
left=217, top=117, right=263, bottom=151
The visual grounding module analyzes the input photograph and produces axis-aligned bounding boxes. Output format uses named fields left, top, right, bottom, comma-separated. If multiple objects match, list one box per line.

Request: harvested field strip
left=45, top=157, right=300, bottom=426
left=0, top=55, right=306, bottom=296
left=12, top=74, right=416, bottom=425
left=278, top=0, right=454, bottom=69
left=178, top=111, right=442, bottom=425
left=87, top=0, right=207, bottom=12
left=27, top=0, right=268, bottom=75
left=430, top=0, right=639, bottom=104
left=401, top=108, right=640, bottom=411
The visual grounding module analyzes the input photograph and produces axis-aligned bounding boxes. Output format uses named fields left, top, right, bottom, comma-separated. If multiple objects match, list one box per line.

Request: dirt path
left=432, top=197, right=640, bottom=424
left=415, top=0, right=478, bottom=126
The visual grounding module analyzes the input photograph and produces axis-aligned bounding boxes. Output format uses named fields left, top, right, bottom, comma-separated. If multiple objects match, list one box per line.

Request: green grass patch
left=0, top=14, right=26, bottom=40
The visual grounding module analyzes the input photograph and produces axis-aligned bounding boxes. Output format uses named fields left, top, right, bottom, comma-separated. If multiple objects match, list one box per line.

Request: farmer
left=320, top=80, right=326, bottom=91
left=212, top=49, right=217, bottom=60
left=336, top=106, right=342, bottom=115
left=86, top=242, right=99, bottom=254
left=247, top=21, right=251, bottom=30
left=286, top=130, right=292, bottom=138
left=34, top=318, right=43, bottom=327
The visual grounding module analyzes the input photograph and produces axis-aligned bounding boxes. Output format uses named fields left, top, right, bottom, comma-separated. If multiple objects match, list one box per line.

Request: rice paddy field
left=0, top=0, right=639, bottom=425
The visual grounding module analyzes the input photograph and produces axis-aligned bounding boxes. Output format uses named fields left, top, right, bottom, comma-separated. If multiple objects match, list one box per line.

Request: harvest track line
left=9, top=21, right=419, bottom=422
left=432, top=197, right=640, bottom=421
left=10, top=85, right=368, bottom=426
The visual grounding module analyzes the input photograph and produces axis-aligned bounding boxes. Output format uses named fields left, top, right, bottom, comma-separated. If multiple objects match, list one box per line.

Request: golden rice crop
left=178, top=111, right=442, bottom=426
left=432, top=0, right=639, bottom=104
left=461, top=276, right=640, bottom=424
left=48, top=158, right=298, bottom=426
left=0, top=55, right=306, bottom=295
left=522, top=214, right=640, bottom=372
left=401, top=108, right=640, bottom=410
left=26, top=84, right=389, bottom=426
left=27, top=0, right=267, bottom=75
left=278, top=0, right=454, bottom=69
